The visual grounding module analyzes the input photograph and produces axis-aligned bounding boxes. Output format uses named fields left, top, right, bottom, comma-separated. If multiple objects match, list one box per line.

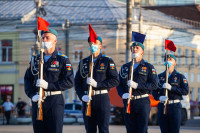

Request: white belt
left=84, top=90, right=108, bottom=95
left=160, top=99, right=180, bottom=104
left=131, top=94, right=149, bottom=100
left=168, top=99, right=180, bottom=104
left=44, top=91, right=62, bottom=96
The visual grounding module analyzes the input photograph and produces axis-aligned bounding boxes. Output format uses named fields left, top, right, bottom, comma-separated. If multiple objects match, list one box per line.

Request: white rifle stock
left=37, top=31, right=44, bottom=120
left=126, top=57, right=134, bottom=114
left=163, top=50, right=169, bottom=115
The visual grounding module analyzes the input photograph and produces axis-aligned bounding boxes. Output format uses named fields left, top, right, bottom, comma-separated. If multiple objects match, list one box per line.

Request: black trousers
left=158, top=102, right=182, bottom=133
left=123, top=97, right=151, bottom=133
left=32, top=95, right=64, bottom=133
left=5, top=111, right=11, bottom=125
left=82, top=94, right=111, bottom=133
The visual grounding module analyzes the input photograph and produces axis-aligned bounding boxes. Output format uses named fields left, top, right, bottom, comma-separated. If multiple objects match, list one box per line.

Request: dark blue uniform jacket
left=153, top=69, right=189, bottom=100
left=75, top=53, right=119, bottom=100
left=117, top=59, right=158, bottom=97
left=24, top=50, right=74, bottom=99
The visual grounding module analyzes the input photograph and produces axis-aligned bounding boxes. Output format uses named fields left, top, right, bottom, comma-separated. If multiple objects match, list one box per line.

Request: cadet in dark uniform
left=153, top=54, right=189, bottom=133
left=24, top=28, right=74, bottom=133
left=75, top=36, right=119, bottom=133
left=117, top=41, right=158, bottom=133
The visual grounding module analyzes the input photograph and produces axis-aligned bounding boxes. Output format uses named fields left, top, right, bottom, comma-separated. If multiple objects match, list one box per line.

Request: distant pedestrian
left=2, top=96, right=14, bottom=125
left=16, top=97, right=27, bottom=117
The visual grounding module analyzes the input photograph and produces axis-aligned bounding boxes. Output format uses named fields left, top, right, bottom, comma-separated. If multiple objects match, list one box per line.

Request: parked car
left=181, top=95, right=191, bottom=125
left=64, top=101, right=114, bottom=124
left=64, top=101, right=82, bottom=123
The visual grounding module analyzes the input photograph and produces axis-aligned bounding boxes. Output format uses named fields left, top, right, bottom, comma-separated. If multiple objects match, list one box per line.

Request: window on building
left=185, top=49, right=188, bottom=67
left=191, top=50, right=195, bottom=68
left=184, top=72, right=189, bottom=81
left=198, top=88, right=200, bottom=102
left=154, top=47, right=157, bottom=64
left=191, top=73, right=194, bottom=82
left=1, top=40, right=12, bottom=62
left=0, top=85, right=14, bottom=103
left=191, top=88, right=195, bottom=101
left=198, top=74, right=200, bottom=82
left=178, top=48, right=181, bottom=67
left=198, top=55, right=200, bottom=68
left=73, top=45, right=83, bottom=63
left=65, top=90, right=69, bottom=103
left=161, top=46, right=165, bottom=64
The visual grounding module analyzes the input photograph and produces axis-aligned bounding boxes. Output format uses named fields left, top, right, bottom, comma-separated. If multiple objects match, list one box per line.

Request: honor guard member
left=153, top=54, right=189, bottom=133
left=24, top=28, right=74, bottom=133
left=117, top=32, right=158, bottom=133
left=75, top=36, right=119, bottom=133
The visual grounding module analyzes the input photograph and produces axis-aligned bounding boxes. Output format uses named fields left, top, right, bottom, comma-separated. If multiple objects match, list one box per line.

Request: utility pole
left=139, top=1, right=143, bottom=33
left=64, top=19, right=70, bottom=56
left=126, top=0, right=132, bottom=63
left=34, top=0, right=42, bottom=55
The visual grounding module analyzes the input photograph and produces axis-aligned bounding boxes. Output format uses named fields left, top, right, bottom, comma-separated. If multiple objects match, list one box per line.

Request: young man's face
left=42, top=33, right=57, bottom=54
left=167, top=57, right=176, bottom=67
left=42, top=33, right=57, bottom=45
left=132, top=46, right=144, bottom=56
left=89, top=40, right=102, bottom=53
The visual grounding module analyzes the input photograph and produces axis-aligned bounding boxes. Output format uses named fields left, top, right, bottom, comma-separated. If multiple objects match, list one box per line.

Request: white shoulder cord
left=119, top=66, right=128, bottom=79
left=31, top=56, right=39, bottom=76
left=80, top=60, right=88, bottom=78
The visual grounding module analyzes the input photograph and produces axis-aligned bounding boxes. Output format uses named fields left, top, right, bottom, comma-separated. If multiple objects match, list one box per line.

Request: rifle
left=37, top=31, right=44, bottom=120
left=85, top=44, right=94, bottom=117
left=163, top=50, right=169, bottom=115
left=126, top=58, right=134, bottom=114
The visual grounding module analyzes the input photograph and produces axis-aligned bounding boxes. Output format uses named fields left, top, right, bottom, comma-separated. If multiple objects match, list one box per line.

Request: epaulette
left=159, top=71, right=165, bottom=75
left=102, top=54, right=110, bottom=58
left=79, top=56, right=89, bottom=62
left=144, top=60, right=152, bottom=65
left=34, top=54, right=40, bottom=60
left=58, top=52, right=68, bottom=58
left=176, top=71, right=182, bottom=74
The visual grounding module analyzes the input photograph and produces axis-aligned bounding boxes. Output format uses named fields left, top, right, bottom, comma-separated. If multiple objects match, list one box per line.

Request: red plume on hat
left=89, top=24, right=97, bottom=43
left=165, top=40, right=176, bottom=52
left=37, top=17, right=50, bottom=31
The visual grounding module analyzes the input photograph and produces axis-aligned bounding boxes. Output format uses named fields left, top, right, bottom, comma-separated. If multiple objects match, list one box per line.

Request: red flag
left=165, top=40, right=176, bottom=52
left=37, top=17, right=50, bottom=31
left=89, top=24, right=97, bottom=43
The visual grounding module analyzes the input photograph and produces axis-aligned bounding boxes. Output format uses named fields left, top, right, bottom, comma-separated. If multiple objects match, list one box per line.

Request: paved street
left=0, top=119, right=200, bottom=133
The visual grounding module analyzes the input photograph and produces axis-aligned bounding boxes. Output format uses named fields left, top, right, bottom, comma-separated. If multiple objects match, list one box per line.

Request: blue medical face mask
left=88, top=44, right=99, bottom=54
left=164, top=61, right=173, bottom=67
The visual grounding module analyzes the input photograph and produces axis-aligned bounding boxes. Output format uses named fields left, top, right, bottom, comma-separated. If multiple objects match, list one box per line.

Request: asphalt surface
left=0, top=119, right=199, bottom=133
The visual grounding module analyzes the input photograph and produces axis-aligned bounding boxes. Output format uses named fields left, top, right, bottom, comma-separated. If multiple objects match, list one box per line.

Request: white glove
left=122, top=93, right=130, bottom=99
left=162, top=83, right=172, bottom=91
left=32, top=94, right=40, bottom=102
left=82, top=95, right=91, bottom=102
left=159, top=96, right=168, bottom=102
left=36, top=79, right=48, bottom=89
left=87, top=77, right=97, bottom=88
left=127, top=80, right=138, bottom=89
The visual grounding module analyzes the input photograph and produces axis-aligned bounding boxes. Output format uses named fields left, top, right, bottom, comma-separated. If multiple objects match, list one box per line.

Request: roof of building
left=144, top=4, right=200, bottom=26
left=0, top=0, right=125, bottom=26
left=0, top=0, right=197, bottom=31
